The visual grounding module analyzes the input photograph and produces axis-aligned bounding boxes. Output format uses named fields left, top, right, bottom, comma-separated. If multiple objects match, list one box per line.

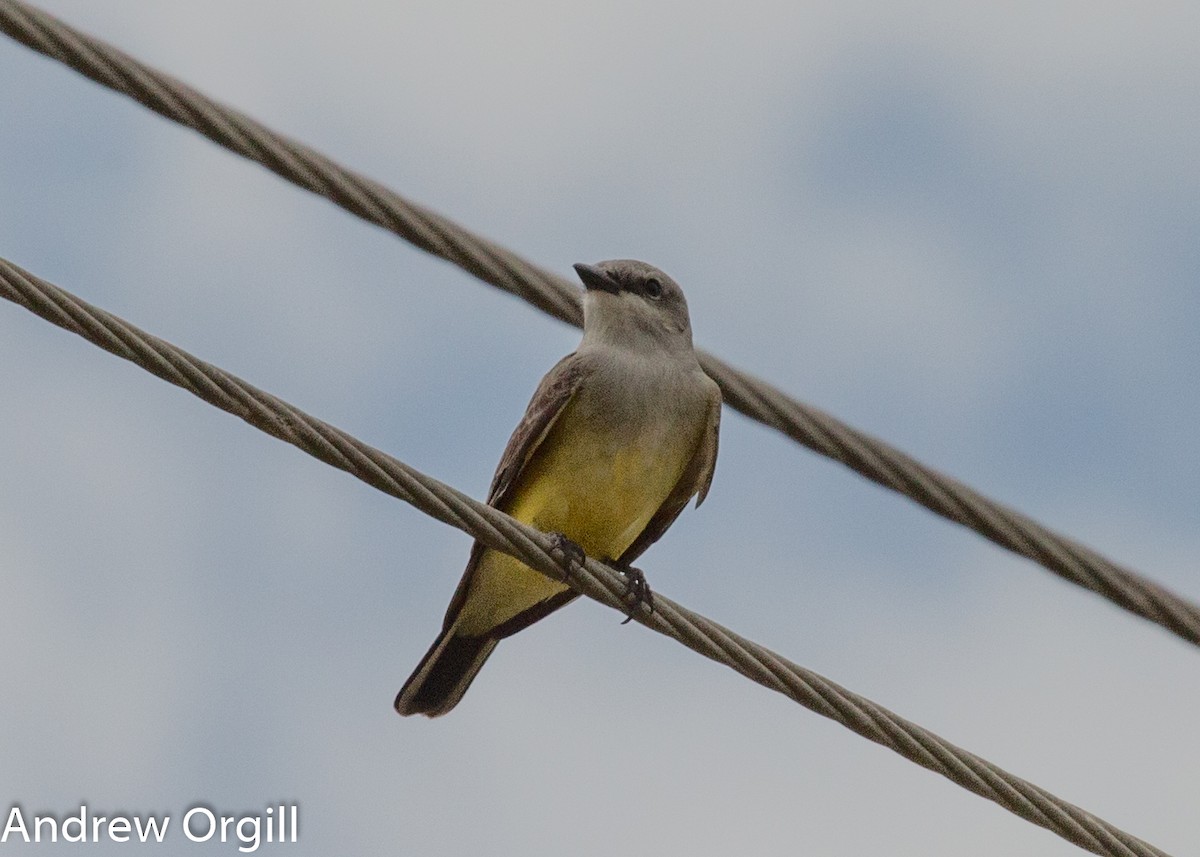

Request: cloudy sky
left=2, top=2, right=1198, bottom=854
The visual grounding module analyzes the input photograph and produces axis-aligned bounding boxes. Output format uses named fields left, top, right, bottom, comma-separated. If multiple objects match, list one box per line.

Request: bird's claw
left=617, top=564, right=654, bottom=624
left=548, top=532, right=586, bottom=582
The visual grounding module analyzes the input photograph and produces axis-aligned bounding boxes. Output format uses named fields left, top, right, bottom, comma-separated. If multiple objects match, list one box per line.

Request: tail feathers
left=395, top=624, right=498, bottom=717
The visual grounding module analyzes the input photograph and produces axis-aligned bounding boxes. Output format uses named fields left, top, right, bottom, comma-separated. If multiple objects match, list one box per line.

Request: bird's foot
left=615, top=563, right=654, bottom=624
left=548, top=532, right=586, bottom=582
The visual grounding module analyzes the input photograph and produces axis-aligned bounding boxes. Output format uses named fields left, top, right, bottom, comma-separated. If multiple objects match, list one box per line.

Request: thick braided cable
left=0, top=256, right=1173, bottom=857
left=2, top=2, right=1198, bottom=649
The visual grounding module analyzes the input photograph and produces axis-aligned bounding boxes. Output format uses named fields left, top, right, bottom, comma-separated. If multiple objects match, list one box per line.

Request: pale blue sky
left=1, top=2, right=1197, bottom=854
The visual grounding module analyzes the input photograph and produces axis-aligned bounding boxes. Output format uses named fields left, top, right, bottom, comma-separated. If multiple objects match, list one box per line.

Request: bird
left=395, top=259, right=721, bottom=717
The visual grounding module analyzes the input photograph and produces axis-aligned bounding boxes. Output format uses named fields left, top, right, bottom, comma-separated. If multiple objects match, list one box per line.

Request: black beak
left=573, top=263, right=621, bottom=295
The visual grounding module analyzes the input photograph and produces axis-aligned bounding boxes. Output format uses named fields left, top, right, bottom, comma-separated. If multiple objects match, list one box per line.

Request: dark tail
left=395, top=620, right=498, bottom=717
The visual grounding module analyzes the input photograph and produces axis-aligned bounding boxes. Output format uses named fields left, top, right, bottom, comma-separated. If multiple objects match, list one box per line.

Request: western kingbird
left=395, top=259, right=721, bottom=717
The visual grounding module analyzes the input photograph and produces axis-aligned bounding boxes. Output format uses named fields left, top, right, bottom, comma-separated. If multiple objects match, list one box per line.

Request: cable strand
left=0, top=255, right=1173, bottom=857
left=2, top=0, right=1193, bottom=647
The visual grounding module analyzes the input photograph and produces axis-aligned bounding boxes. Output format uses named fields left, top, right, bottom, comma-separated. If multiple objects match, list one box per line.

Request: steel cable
left=0, top=255, right=1174, bottom=857
left=1, top=0, right=1197, bottom=648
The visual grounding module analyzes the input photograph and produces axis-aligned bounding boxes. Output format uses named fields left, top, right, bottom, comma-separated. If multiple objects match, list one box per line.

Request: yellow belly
left=455, top=403, right=693, bottom=636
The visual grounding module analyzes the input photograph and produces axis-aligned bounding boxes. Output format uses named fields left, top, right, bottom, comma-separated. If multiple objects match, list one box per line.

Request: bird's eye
left=644, top=277, right=663, bottom=299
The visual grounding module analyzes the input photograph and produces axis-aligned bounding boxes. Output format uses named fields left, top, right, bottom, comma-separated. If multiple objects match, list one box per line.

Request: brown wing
left=485, top=353, right=587, bottom=507
left=438, top=353, right=587, bottom=632
left=618, top=379, right=722, bottom=565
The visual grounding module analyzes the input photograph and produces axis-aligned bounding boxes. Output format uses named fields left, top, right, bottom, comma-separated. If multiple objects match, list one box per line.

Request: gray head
left=573, top=259, right=694, bottom=354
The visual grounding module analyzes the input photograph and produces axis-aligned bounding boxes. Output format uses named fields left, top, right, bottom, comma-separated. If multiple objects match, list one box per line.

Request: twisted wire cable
left=0, top=255, right=1173, bottom=857
left=2, top=0, right=1197, bottom=649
